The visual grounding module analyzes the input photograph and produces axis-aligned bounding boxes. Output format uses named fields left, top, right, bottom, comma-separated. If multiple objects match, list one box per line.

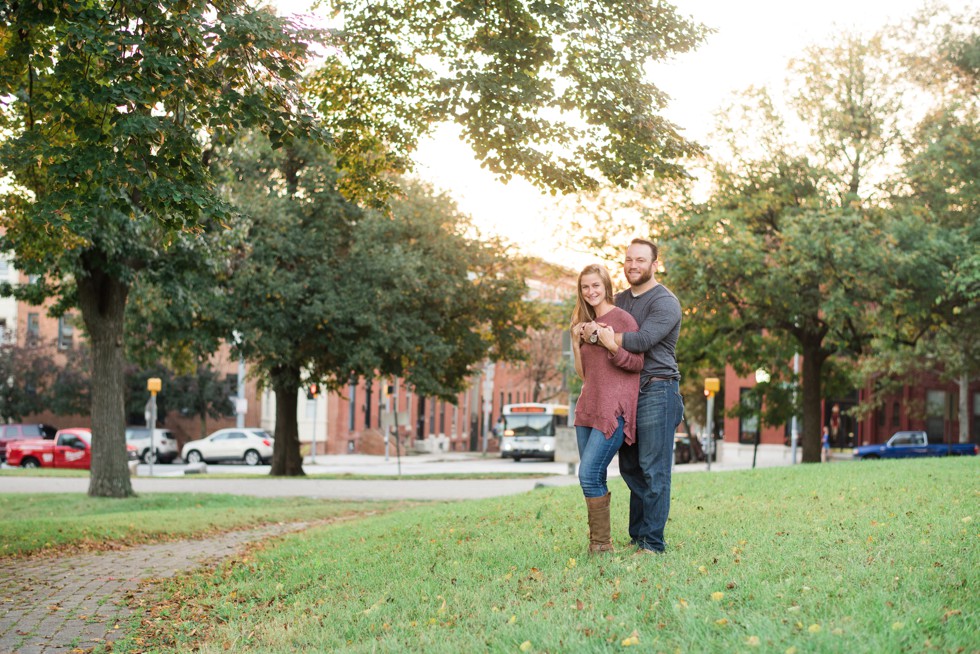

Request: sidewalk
left=0, top=522, right=310, bottom=654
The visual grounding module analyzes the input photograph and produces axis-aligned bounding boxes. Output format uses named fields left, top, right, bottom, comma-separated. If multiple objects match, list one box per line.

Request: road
left=0, top=444, right=819, bottom=501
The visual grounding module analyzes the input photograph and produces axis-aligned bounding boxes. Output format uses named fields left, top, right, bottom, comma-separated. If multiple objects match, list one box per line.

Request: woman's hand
left=596, top=324, right=618, bottom=353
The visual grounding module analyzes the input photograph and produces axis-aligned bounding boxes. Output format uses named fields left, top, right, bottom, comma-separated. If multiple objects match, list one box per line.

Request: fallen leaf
left=621, top=630, right=640, bottom=646
left=747, top=636, right=761, bottom=646
left=715, top=618, right=728, bottom=626
left=711, top=592, right=724, bottom=601
left=808, top=624, right=821, bottom=633
left=519, top=641, right=532, bottom=652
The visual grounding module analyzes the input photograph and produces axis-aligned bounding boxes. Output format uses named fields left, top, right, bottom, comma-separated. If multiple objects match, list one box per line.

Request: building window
left=26, top=312, right=40, bottom=347
left=348, top=381, right=357, bottom=431
left=0, top=258, right=8, bottom=275
left=973, top=393, right=980, bottom=443
left=738, top=387, right=759, bottom=445
left=925, top=390, right=947, bottom=443
left=57, top=315, right=75, bottom=350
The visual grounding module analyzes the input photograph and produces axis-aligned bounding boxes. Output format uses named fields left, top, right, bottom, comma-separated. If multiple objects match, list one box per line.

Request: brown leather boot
left=585, top=492, right=614, bottom=554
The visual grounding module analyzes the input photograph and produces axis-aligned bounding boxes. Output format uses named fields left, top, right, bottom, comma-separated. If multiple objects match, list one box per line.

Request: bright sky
left=274, top=0, right=970, bottom=268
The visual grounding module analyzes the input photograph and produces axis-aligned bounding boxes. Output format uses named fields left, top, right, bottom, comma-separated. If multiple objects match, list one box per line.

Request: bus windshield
left=504, top=415, right=555, bottom=437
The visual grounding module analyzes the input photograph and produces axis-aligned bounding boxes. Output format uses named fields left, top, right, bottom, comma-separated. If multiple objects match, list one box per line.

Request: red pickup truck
left=6, top=428, right=137, bottom=469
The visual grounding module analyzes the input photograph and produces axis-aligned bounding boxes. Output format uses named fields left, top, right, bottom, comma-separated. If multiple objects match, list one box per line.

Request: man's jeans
left=619, top=379, right=684, bottom=552
left=576, top=417, right=625, bottom=498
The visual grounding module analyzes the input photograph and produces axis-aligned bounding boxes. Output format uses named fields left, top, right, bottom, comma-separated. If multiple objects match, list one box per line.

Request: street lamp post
left=752, top=369, right=770, bottom=469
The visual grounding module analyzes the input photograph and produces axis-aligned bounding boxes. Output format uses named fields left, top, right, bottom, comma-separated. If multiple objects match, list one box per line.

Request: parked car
left=125, top=427, right=179, bottom=463
left=673, top=434, right=693, bottom=465
left=0, top=423, right=57, bottom=462
left=181, top=428, right=274, bottom=466
left=853, top=430, right=979, bottom=460
left=6, top=428, right=139, bottom=469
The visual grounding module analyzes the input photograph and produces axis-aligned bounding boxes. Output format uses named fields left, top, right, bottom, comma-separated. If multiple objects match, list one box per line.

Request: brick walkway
left=0, top=523, right=309, bottom=654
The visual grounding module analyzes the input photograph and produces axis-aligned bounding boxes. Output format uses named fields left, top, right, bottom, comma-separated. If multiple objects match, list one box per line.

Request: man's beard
left=627, top=267, right=653, bottom=286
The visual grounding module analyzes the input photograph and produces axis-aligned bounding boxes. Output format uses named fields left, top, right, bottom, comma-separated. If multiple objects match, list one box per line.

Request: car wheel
left=513, top=456, right=522, bottom=462
left=142, top=449, right=158, bottom=464
left=186, top=450, right=203, bottom=464
left=21, top=457, right=40, bottom=469
left=244, top=449, right=261, bottom=466
left=862, top=454, right=879, bottom=460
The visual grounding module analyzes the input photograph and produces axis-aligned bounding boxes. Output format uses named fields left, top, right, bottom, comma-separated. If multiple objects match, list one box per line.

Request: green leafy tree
left=0, top=342, right=52, bottom=422
left=0, top=2, right=317, bottom=496
left=214, top=135, right=532, bottom=475
left=311, top=0, right=709, bottom=197
left=45, top=343, right=92, bottom=417
left=864, top=7, right=979, bottom=441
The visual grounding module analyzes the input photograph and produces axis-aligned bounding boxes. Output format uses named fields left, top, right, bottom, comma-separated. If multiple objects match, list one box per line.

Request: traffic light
left=307, top=383, right=319, bottom=399
left=704, top=377, right=720, bottom=398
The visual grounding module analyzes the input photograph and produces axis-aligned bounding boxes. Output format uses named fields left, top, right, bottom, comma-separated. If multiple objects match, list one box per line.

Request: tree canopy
left=210, top=133, right=534, bottom=474
left=310, top=0, right=709, bottom=197
left=0, top=1, right=319, bottom=496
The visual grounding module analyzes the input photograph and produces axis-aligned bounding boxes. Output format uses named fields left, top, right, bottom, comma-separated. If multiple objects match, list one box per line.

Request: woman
left=570, top=264, right=643, bottom=554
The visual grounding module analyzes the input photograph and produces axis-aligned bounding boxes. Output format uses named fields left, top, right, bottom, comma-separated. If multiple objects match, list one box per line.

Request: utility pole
left=146, top=377, right=161, bottom=476
left=704, top=377, right=720, bottom=472
left=790, top=353, right=800, bottom=464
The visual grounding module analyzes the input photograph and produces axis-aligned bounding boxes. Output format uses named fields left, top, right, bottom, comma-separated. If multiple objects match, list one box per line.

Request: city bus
left=499, top=403, right=569, bottom=462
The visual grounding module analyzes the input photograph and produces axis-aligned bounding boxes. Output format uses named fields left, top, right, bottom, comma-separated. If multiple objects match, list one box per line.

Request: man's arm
left=618, top=294, right=681, bottom=354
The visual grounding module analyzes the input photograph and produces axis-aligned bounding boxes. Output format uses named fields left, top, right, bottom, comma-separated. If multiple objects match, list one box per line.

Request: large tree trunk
left=77, top=264, right=133, bottom=498
left=270, top=365, right=305, bottom=476
left=800, top=340, right=825, bottom=464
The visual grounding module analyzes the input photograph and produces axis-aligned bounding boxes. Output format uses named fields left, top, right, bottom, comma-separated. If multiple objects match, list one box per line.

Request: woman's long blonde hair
left=572, top=264, right=615, bottom=324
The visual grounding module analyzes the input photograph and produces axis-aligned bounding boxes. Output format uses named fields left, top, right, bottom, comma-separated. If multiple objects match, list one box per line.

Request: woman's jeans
left=576, top=416, right=626, bottom=498
left=618, top=379, right=684, bottom=552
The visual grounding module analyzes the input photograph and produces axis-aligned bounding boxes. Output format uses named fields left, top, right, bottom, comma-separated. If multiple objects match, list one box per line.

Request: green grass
left=0, top=493, right=399, bottom=558
left=110, top=458, right=978, bottom=653
left=0, top=468, right=551, bottom=480
left=0, top=467, right=89, bottom=477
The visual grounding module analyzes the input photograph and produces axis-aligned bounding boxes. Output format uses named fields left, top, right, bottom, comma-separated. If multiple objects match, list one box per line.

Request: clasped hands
left=571, top=320, right=615, bottom=350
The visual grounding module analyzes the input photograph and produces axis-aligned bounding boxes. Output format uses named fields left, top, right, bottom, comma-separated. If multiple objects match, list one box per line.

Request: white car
left=181, top=428, right=274, bottom=466
left=125, top=427, right=179, bottom=463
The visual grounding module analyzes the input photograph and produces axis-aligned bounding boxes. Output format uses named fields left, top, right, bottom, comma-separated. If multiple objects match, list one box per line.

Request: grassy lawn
left=111, top=458, right=977, bottom=653
left=0, top=494, right=399, bottom=558
left=0, top=467, right=89, bottom=477
left=0, top=468, right=552, bottom=480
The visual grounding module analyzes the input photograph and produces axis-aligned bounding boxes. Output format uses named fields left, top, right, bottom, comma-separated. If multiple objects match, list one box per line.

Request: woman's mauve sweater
left=574, top=307, right=644, bottom=445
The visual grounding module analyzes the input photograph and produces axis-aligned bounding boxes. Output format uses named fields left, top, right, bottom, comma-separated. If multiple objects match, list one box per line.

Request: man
left=613, top=238, right=684, bottom=554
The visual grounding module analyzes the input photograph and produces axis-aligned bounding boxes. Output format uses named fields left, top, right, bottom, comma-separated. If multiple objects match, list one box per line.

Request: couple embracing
left=570, top=238, right=684, bottom=556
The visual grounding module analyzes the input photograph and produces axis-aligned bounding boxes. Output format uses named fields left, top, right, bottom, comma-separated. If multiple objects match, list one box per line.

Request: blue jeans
left=576, top=417, right=625, bottom=498
left=619, top=379, right=684, bottom=552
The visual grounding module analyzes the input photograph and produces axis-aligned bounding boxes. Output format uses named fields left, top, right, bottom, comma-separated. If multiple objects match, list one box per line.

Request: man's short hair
left=630, top=238, right=658, bottom=261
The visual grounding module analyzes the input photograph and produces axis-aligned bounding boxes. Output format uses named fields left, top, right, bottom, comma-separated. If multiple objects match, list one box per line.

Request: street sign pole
left=704, top=377, right=720, bottom=472
left=147, top=378, right=162, bottom=476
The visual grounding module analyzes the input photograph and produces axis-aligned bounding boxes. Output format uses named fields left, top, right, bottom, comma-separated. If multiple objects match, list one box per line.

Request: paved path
left=0, top=523, right=310, bottom=654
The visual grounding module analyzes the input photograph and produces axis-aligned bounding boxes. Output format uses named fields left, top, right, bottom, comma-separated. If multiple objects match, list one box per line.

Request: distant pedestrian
left=822, top=426, right=831, bottom=463
left=570, top=264, right=643, bottom=555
